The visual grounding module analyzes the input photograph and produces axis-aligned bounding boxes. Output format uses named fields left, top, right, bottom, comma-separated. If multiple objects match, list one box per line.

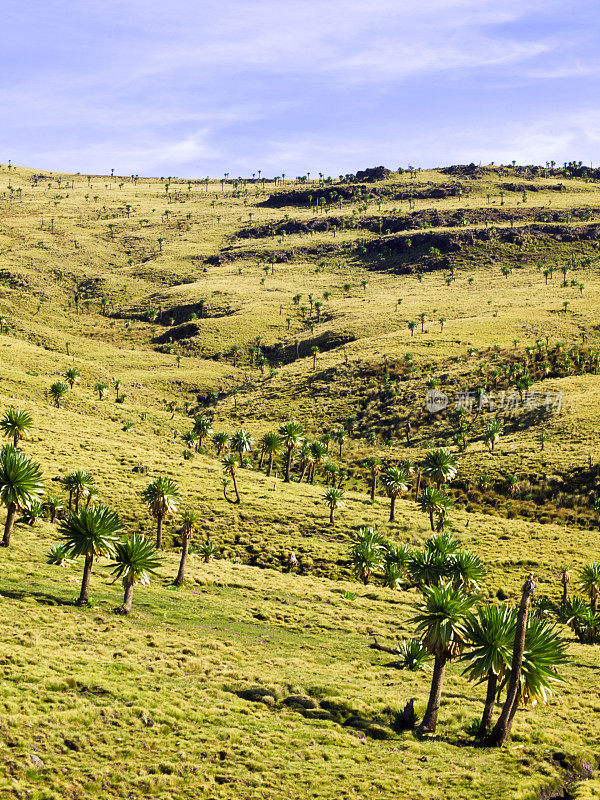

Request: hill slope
left=1, top=162, right=600, bottom=799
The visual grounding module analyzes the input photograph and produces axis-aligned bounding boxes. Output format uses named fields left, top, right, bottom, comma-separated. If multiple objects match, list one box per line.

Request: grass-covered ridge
left=1, top=161, right=600, bottom=798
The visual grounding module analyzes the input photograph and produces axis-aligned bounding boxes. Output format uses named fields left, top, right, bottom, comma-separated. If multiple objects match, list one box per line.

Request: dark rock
left=353, top=166, right=392, bottom=183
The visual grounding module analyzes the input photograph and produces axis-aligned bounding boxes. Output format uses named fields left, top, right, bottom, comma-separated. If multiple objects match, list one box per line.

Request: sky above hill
left=3, top=0, right=599, bottom=177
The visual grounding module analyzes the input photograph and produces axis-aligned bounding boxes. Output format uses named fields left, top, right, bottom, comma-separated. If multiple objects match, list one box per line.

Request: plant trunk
left=370, top=475, right=377, bottom=502
left=1, top=502, right=17, bottom=546
left=156, top=516, right=163, bottom=549
left=418, top=653, right=447, bottom=733
left=429, top=509, right=435, bottom=531
left=76, top=553, right=94, bottom=605
left=232, top=473, right=241, bottom=503
left=329, top=506, right=335, bottom=524
left=118, top=579, right=134, bottom=615
left=477, top=672, right=498, bottom=737
left=285, top=447, right=292, bottom=482
left=258, top=448, right=265, bottom=468
left=174, top=536, right=189, bottom=587
left=485, top=574, right=535, bottom=747
left=266, top=452, right=275, bottom=477
left=415, top=470, right=421, bottom=499
left=389, top=494, right=396, bottom=522
left=13, top=433, right=18, bottom=448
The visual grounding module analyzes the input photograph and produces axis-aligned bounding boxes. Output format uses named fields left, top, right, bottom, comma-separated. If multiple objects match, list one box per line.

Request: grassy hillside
left=1, top=161, right=600, bottom=798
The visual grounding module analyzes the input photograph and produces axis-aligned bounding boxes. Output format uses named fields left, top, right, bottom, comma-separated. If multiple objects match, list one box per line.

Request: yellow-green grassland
left=2, top=161, right=600, bottom=799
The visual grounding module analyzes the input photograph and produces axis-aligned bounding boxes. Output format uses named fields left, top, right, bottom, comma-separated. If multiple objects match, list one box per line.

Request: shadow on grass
left=0, top=587, right=72, bottom=606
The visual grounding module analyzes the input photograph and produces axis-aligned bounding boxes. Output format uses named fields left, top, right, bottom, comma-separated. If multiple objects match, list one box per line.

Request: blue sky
left=2, top=0, right=599, bottom=177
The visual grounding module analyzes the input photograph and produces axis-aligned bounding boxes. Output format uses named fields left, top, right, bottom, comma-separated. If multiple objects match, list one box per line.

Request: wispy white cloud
left=1, top=0, right=599, bottom=174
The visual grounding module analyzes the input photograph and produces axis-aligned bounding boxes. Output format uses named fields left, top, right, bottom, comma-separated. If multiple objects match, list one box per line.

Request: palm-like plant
left=278, top=420, right=304, bottom=482
left=322, top=460, right=338, bottom=485
left=60, top=505, right=123, bottom=604
left=424, top=531, right=459, bottom=558
left=260, top=432, right=282, bottom=477
left=413, top=581, right=477, bottom=733
left=310, top=345, right=319, bottom=370
left=297, top=441, right=313, bottom=482
left=231, top=427, right=254, bottom=466
left=452, top=550, right=486, bottom=591
left=578, top=562, right=600, bottom=612
left=394, top=638, right=432, bottom=671
left=94, top=381, right=108, bottom=400
left=383, top=540, right=411, bottom=574
left=182, top=430, right=199, bottom=451
left=333, top=427, right=347, bottom=457
left=380, top=466, right=409, bottom=522
left=485, top=574, right=535, bottom=746
left=383, top=560, right=405, bottom=590
left=0, top=408, right=33, bottom=448
left=363, top=455, right=382, bottom=502
left=65, top=367, right=81, bottom=390
left=462, top=604, right=515, bottom=736
left=308, top=440, right=327, bottom=483
left=409, top=547, right=451, bottom=587
left=433, top=492, right=454, bottom=532
left=324, top=486, right=345, bottom=524
left=0, top=445, right=45, bottom=546
left=483, top=419, right=503, bottom=452
left=519, top=614, right=568, bottom=706
left=422, top=447, right=458, bottom=487
left=174, top=508, right=199, bottom=586
left=212, top=431, right=229, bottom=457
left=418, top=487, right=449, bottom=531
left=63, top=470, right=96, bottom=513
left=222, top=454, right=240, bottom=503
left=141, top=476, right=181, bottom=548
left=21, top=501, right=44, bottom=526
left=559, top=597, right=599, bottom=643
left=110, top=534, right=162, bottom=614
left=44, top=494, right=64, bottom=523
left=49, top=381, right=69, bottom=407
left=47, top=543, right=76, bottom=567
left=199, top=538, right=216, bottom=562
left=193, top=415, right=213, bottom=449
left=350, top=527, right=386, bottom=584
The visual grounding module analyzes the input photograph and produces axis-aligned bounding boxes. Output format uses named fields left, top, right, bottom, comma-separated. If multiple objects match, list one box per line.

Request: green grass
left=1, top=528, right=599, bottom=800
